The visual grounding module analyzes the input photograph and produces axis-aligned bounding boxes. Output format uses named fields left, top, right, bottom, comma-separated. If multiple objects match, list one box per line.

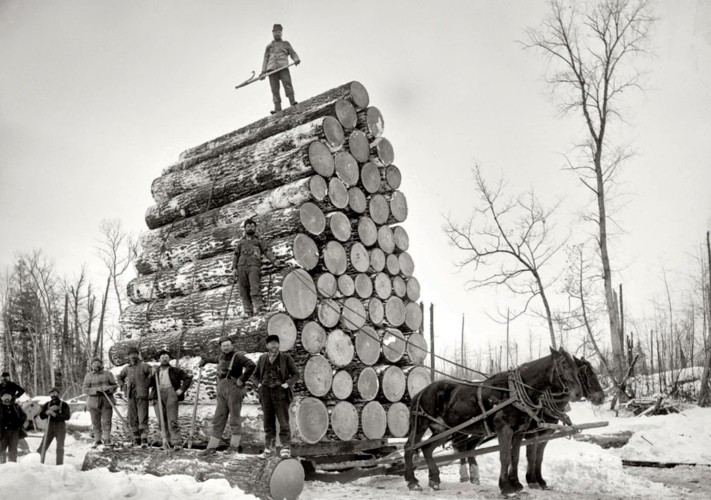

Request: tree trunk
left=347, top=186, right=367, bottom=214
left=392, top=276, right=407, bottom=298
left=300, top=321, right=327, bottom=354
left=698, top=231, right=711, bottom=406
left=404, top=301, right=424, bottom=331
left=374, top=273, right=392, bottom=300
left=369, top=137, right=394, bottom=167
left=375, top=364, right=406, bottom=402
left=354, top=273, right=373, bottom=298
left=281, top=269, right=318, bottom=319
left=377, top=226, right=395, bottom=254
left=384, top=401, right=409, bottom=437
left=334, top=151, right=360, bottom=187
left=369, top=248, right=386, bottom=273
left=380, top=327, right=406, bottom=363
left=349, top=242, right=370, bottom=273
left=336, top=274, right=354, bottom=297
left=340, top=297, right=367, bottom=332
left=303, top=354, right=333, bottom=397
left=404, top=365, right=431, bottom=399
left=290, top=396, right=330, bottom=444
left=404, top=333, right=428, bottom=365
left=323, top=241, right=347, bottom=275
left=360, top=400, right=387, bottom=439
left=82, top=447, right=304, bottom=500
left=356, top=107, right=385, bottom=141
left=325, top=329, right=355, bottom=367
left=356, top=216, right=378, bottom=246
left=326, top=212, right=352, bottom=242
left=392, top=226, right=409, bottom=252
left=331, top=370, right=354, bottom=400
left=355, top=326, right=381, bottom=366
left=327, top=177, right=349, bottom=210
left=329, top=401, right=359, bottom=441
left=366, top=297, right=385, bottom=325
left=385, top=296, right=406, bottom=327
left=355, top=366, right=379, bottom=401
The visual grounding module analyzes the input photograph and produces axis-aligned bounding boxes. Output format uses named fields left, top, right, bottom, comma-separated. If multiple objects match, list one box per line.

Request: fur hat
left=265, top=334, right=280, bottom=344
left=156, top=349, right=171, bottom=360
left=272, top=24, right=283, bottom=31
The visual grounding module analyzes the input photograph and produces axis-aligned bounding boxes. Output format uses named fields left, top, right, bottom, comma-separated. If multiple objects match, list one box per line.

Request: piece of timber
left=356, top=107, right=385, bottom=141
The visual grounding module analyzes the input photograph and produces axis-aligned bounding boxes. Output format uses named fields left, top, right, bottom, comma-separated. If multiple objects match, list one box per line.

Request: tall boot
left=200, top=436, right=221, bottom=456
left=270, top=102, right=282, bottom=115
left=288, top=96, right=298, bottom=106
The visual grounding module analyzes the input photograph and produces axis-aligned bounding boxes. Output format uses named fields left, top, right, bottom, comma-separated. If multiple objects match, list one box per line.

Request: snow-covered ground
left=1, top=402, right=710, bottom=499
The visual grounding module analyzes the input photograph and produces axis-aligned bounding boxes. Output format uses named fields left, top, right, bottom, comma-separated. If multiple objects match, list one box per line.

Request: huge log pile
left=108, top=81, right=430, bottom=451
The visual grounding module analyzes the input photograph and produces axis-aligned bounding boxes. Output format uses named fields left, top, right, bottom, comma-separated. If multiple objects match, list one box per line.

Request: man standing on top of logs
left=199, top=336, right=256, bottom=455
left=116, top=346, right=153, bottom=448
left=259, top=23, right=300, bottom=114
left=82, top=357, right=118, bottom=448
left=37, top=386, right=70, bottom=465
left=233, top=218, right=280, bottom=317
left=253, top=334, right=299, bottom=458
left=0, top=389, right=26, bottom=463
left=0, top=371, right=25, bottom=401
left=149, top=350, right=193, bottom=450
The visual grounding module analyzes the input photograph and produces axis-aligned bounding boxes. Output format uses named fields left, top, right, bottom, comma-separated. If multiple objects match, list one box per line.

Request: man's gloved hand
left=259, top=72, right=266, bottom=80
left=236, top=379, right=244, bottom=388
left=295, top=60, right=300, bottom=66
left=49, top=405, right=60, bottom=412
left=198, top=359, right=207, bottom=368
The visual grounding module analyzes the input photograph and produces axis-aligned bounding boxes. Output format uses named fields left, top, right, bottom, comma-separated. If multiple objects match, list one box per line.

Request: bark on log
left=405, top=333, right=428, bottom=365
left=347, top=186, right=367, bottom=214
left=281, top=269, right=318, bottom=319
left=323, top=240, right=347, bottom=275
left=356, top=107, right=385, bottom=141
left=375, top=364, right=406, bottom=403
left=325, top=329, right=354, bottom=367
left=152, top=117, right=344, bottom=204
left=317, top=298, right=341, bottom=328
left=385, top=296, right=406, bottom=327
left=348, top=130, right=370, bottom=163
left=327, top=211, right=352, bottom=242
left=356, top=366, right=379, bottom=401
left=389, top=190, right=408, bottom=222
left=354, top=273, right=373, bottom=299
left=357, top=216, right=378, bottom=246
left=368, top=194, right=391, bottom=225
left=171, top=81, right=368, bottom=168
left=370, top=137, right=395, bottom=167
left=291, top=396, right=330, bottom=444
left=355, top=326, right=380, bottom=366
left=349, top=242, right=370, bottom=273
left=336, top=273, right=355, bottom=297
left=304, top=354, right=333, bottom=397
left=366, top=297, right=385, bottom=325
left=404, top=365, right=432, bottom=399
left=392, top=226, right=409, bottom=252
left=330, top=401, right=359, bottom=441
left=361, top=401, right=387, bottom=439
left=386, top=254, right=401, bottom=276
left=380, top=327, right=406, bottom=363
left=377, top=225, right=395, bottom=254
left=340, top=297, right=366, bottom=332
left=392, top=276, right=407, bottom=298
left=82, top=447, right=305, bottom=500
left=332, top=370, right=353, bottom=400
left=385, top=401, right=410, bottom=438
left=406, top=277, right=421, bottom=302
left=404, top=301, right=424, bottom=331
left=398, top=251, right=415, bottom=277
left=146, top=143, right=333, bottom=229
left=328, top=177, right=349, bottom=209
left=369, top=248, right=386, bottom=273
left=301, top=321, right=327, bottom=354
left=316, top=273, right=337, bottom=298
left=334, top=151, right=359, bottom=187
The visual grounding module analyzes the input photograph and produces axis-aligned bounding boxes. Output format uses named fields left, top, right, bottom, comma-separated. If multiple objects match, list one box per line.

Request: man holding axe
left=260, top=23, right=300, bottom=114
left=37, top=387, right=70, bottom=464
left=82, top=357, right=117, bottom=448
left=149, top=350, right=193, bottom=450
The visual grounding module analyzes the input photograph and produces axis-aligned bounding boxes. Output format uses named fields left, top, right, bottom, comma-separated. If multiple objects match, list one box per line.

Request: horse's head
left=549, top=347, right=584, bottom=401
left=575, top=356, right=605, bottom=405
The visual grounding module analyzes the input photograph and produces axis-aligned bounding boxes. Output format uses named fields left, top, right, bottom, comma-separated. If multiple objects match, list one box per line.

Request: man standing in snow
left=37, top=387, right=71, bottom=465
left=116, top=346, right=153, bottom=448
left=233, top=218, right=279, bottom=317
left=253, top=334, right=299, bottom=458
left=198, top=336, right=255, bottom=455
left=0, top=389, right=26, bottom=463
left=0, top=371, right=25, bottom=401
left=82, top=357, right=118, bottom=448
left=260, top=23, right=300, bottom=114
left=149, top=350, right=193, bottom=450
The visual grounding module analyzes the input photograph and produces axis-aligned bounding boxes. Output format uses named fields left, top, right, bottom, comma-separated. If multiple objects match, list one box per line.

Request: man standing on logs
left=253, top=334, right=299, bottom=458
left=149, top=350, right=193, bottom=450
left=0, top=388, right=26, bottom=463
left=199, top=336, right=255, bottom=455
left=82, top=357, right=118, bottom=448
left=37, top=387, right=70, bottom=464
left=116, top=346, right=153, bottom=448
left=233, top=218, right=279, bottom=317
left=260, top=23, right=300, bottom=114
left=0, top=371, right=25, bottom=402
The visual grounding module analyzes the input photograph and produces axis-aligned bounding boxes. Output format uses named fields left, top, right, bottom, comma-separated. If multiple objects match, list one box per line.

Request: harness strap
left=476, top=384, right=493, bottom=436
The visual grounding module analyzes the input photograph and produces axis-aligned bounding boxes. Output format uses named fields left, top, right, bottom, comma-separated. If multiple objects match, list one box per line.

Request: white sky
left=1, top=0, right=710, bottom=363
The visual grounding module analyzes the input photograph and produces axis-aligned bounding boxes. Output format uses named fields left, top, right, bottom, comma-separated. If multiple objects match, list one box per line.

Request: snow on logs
left=117, top=81, right=429, bottom=450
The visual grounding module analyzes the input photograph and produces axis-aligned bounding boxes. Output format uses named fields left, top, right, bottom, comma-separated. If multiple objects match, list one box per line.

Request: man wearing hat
left=233, top=218, right=280, bottom=317
left=259, top=23, right=300, bottom=114
left=253, top=334, right=299, bottom=458
left=198, top=336, right=255, bottom=454
left=82, top=357, right=118, bottom=448
left=0, top=371, right=25, bottom=402
left=116, top=346, right=153, bottom=447
left=37, top=387, right=70, bottom=464
left=0, top=388, right=27, bottom=463
left=148, top=350, right=193, bottom=450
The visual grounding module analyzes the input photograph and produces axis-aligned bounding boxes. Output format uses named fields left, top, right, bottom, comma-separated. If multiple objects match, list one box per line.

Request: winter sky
left=1, top=0, right=710, bottom=363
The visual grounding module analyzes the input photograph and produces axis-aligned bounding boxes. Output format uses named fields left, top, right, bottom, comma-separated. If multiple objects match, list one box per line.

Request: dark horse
left=404, top=348, right=584, bottom=496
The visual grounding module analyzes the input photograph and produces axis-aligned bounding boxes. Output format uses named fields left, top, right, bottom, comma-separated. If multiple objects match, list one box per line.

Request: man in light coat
left=116, top=346, right=153, bottom=447
left=260, top=23, right=300, bottom=114
left=82, top=357, right=118, bottom=447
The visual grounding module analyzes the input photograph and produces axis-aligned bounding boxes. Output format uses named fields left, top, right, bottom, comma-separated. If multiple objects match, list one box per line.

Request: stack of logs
left=108, top=81, right=430, bottom=450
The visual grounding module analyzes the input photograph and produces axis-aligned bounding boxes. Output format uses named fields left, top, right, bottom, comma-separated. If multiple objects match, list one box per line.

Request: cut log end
left=281, top=269, right=318, bottom=319
left=357, top=367, right=379, bottom=401
left=294, top=233, right=320, bottom=270
left=361, top=401, right=387, bottom=439
left=328, top=177, right=349, bottom=209
left=304, top=355, right=333, bottom=397
left=331, top=401, right=359, bottom=441
left=332, top=370, right=354, bottom=400
left=326, top=328, right=354, bottom=367
left=348, top=81, right=370, bottom=110
left=335, top=99, right=357, bottom=129
left=348, top=130, right=370, bottom=163
left=308, top=141, right=335, bottom=177
left=267, top=313, right=297, bottom=351
left=355, top=326, right=380, bottom=366
left=322, top=116, right=345, bottom=149
left=335, top=151, right=359, bottom=187
left=301, top=321, right=327, bottom=354
left=300, top=202, right=326, bottom=236
left=387, top=402, right=410, bottom=438
left=292, top=397, right=329, bottom=444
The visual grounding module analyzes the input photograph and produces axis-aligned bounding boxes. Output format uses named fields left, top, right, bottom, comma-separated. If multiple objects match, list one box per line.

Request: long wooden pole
left=429, top=303, right=435, bottom=381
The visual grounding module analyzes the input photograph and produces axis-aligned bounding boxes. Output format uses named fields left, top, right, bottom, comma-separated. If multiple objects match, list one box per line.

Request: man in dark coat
left=253, top=334, right=299, bottom=458
left=0, top=371, right=25, bottom=401
left=233, top=218, right=279, bottom=316
left=148, top=350, right=193, bottom=450
left=260, top=23, right=300, bottom=114
left=199, top=336, right=256, bottom=454
left=116, top=346, right=153, bottom=447
left=0, top=389, right=26, bottom=463
left=38, top=387, right=71, bottom=464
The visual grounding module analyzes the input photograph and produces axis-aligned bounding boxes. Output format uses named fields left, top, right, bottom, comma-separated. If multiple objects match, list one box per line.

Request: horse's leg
left=457, top=440, right=469, bottom=483
left=404, top=424, right=427, bottom=490
left=526, top=439, right=541, bottom=488
left=535, top=439, right=550, bottom=489
left=467, top=439, right=481, bottom=485
left=508, top=433, right=524, bottom=492
left=497, top=425, right=516, bottom=496
left=423, top=440, right=442, bottom=490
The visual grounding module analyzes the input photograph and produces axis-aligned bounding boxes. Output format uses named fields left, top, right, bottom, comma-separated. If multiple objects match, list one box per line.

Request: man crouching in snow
left=0, top=389, right=27, bottom=463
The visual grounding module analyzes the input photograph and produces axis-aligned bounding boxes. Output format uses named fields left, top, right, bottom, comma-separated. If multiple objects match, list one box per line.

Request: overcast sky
left=1, top=0, right=710, bottom=364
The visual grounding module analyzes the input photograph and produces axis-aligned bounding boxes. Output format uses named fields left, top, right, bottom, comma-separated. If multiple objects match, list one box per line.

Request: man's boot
left=133, top=436, right=141, bottom=447
left=289, top=96, right=298, bottom=106
left=140, top=436, right=148, bottom=449
left=229, top=434, right=241, bottom=452
left=279, top=446, right=291, bottom=458
left=270, top=102, right=282, bottom=115
left=200, top=436, right=221, bottom=456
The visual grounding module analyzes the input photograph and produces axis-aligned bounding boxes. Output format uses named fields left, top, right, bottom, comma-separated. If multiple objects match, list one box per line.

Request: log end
left=269, top=458, right=305, bottom=500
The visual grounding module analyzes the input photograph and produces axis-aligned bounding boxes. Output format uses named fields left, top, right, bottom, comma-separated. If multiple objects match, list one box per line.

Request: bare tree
left=445, top=166, right=565, bottom=348
left=96, top=219, right=138, bottom=317
left=523, top=0, right=655, bottom=380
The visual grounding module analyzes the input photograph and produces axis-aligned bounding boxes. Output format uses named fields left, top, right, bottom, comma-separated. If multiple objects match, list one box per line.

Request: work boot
left=91, top=440, right=103, bottom=449
left=229, top=434, right=241, bottom=451
left=289, top=97, right=298, bottom=106
left=279, top=446, right=291, bottom=459
left=141, top=436, right=148, bottom=449
left=270, top=102, right=282, bottom=115
left=133, top=437, right=141, bottom=447
left=200, top=436, right=221, bottom=456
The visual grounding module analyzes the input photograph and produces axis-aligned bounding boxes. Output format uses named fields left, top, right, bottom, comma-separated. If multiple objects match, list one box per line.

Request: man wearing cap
left=37, top=387, right=71, bottom=464
left=0, top=389, right=26, bottom=463
left=233, top=218, right=279, bottom=317
left=198, top=336, right=255, bottom=454
left=253, top=334, right=299, bottom=458
left=116, top=346, right=153, bottom=447
left=82, top=357, right=118, bottom=448
left=0, top=371, right=25, bottom=402
left=148, top=350, right=193, bottom=450
left=260, top=23, right=300, bottom=114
